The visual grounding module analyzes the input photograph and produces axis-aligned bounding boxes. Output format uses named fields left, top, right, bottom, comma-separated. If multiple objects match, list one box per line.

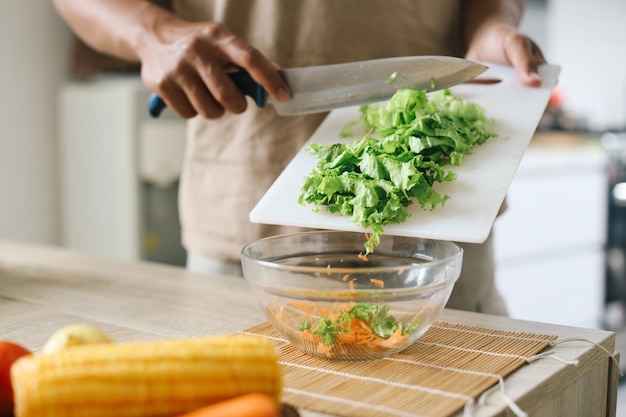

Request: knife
left=148, top=56, right=487, bottom=118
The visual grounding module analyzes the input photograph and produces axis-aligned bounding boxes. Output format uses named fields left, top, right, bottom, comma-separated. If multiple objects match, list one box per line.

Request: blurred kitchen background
left=2, top=0, right=626, bottom=335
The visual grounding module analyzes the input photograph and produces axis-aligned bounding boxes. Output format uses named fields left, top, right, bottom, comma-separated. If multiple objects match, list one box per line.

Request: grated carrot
left=300, top=331, right=317, bottom=343
left=379, top=328, right=406, bottom=348
left=348, top=278, right=357, bottom=291
left=370, top=278, right=384, bottom=288
left=290, top=301, right=314, bottom=316
left=358, top=253, right=368, bottom=262
left=342, top=274, right=350, bottom=282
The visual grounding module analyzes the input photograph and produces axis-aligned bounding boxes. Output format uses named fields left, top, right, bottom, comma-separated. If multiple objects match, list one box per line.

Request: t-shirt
left=172, top=0, right=464, bottom=261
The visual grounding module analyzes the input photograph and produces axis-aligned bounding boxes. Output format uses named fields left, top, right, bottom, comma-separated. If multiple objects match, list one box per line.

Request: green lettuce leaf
left=298, top=88, right=497, bottom=254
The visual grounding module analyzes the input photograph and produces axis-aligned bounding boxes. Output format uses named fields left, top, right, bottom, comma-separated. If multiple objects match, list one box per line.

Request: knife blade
left=148, top=56, right=487, bottom=117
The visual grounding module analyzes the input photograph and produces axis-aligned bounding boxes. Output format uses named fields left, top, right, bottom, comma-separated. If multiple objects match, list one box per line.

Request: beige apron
left=174, top=0, right=508, bottom=315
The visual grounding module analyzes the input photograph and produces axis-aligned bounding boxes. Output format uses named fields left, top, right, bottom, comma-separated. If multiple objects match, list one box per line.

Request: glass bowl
left=240, top=231, right=463, bottom=361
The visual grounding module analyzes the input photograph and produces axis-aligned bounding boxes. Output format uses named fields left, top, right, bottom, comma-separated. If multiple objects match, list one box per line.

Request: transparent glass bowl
left=240, top=231, right=463, bottom=361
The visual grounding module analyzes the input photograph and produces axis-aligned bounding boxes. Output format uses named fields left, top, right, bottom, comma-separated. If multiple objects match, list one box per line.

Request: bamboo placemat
left=242, top=321, right=557, bottom=417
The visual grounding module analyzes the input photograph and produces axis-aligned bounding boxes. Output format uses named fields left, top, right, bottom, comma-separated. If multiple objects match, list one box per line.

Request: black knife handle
left=148, top=93, right=167, bottom=118
left=148, top=71, right=265, bottom=118
left=229, top=72, right=266, bottom=107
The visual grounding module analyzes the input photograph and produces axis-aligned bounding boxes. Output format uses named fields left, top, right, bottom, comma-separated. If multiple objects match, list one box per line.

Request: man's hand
left=52, top=0, right=290, bottom=119
left=465, top=22, right=546, bottom=87
left=138, top=20, right=290, bottom=119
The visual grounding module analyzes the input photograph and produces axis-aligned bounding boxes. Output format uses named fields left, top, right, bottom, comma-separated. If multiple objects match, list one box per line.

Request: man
left=52, top=0, right=546, bottom=314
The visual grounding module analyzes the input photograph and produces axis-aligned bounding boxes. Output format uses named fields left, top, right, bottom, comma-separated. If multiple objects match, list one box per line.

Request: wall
left=547, top=0, right=626, bottom=131
left=0, top=1, right=71, bottom=244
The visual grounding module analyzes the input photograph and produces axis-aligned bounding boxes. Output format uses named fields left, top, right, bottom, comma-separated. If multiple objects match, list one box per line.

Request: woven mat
left=243, top=321, right=557, bottom=417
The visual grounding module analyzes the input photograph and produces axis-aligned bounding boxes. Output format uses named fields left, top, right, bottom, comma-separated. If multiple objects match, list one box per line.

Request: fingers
left=143, top=22, right=289, bottom=119
left=214, top=31, right=290, bottom=102
left=505, top=33, right=547, bottom=88
left=146, top=57, right=231, bottom=119
left=158, top=73, right=226, bottom=119
left=465, top=23, right=548, bottom=89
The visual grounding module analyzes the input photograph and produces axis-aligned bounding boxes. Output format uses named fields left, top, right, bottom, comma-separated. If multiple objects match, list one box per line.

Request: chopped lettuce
left=298, top=88, right=497, bottom=254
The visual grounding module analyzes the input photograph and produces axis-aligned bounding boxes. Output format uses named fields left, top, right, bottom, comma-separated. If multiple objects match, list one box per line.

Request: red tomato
left=0, top=341, right=31, bottom=417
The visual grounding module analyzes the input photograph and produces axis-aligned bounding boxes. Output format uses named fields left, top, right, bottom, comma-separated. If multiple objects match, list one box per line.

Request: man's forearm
left=53, top=0, right=176, bottom=62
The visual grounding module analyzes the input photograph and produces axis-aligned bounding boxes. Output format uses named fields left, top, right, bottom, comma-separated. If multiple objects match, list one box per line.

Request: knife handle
left=148, top=71, right=265, bottom=118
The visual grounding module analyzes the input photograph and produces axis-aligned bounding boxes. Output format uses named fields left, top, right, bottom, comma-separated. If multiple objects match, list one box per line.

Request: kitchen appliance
left=59, top=76, right=187, bottom=266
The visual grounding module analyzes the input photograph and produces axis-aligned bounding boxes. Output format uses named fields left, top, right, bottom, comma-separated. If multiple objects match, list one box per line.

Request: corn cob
left=11, top=334, right=281, bottom=417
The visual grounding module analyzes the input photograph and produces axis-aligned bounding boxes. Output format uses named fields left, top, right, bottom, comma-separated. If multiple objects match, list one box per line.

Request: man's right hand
left=52, top=0, right=290, bottom=119
left=138, top=19, right=290, bottom=118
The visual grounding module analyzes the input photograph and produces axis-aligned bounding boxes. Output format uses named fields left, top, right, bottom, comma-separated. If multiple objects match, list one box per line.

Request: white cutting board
left=250, top=63, right=561, bottom=243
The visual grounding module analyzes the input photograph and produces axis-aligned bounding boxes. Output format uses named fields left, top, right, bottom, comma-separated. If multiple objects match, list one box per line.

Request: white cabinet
left=493, top=133, right=608, bottom=329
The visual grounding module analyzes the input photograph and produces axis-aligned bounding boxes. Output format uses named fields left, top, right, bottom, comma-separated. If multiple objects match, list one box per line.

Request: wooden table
left=0, top=239, right=619, bottom=417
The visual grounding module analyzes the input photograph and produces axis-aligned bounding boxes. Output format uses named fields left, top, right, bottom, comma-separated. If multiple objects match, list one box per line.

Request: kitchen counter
left=0, top=239, right=619, bottom=417
left=521, top=131, right=607, bottom=173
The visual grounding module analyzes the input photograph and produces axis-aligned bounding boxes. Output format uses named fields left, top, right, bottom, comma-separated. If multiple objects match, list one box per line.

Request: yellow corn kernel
left=11, top=334, right=281, bottom=417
